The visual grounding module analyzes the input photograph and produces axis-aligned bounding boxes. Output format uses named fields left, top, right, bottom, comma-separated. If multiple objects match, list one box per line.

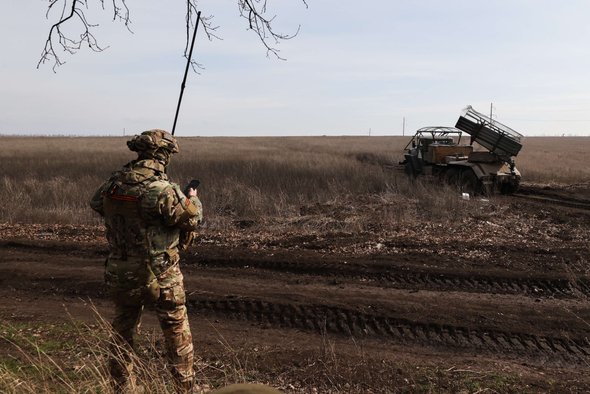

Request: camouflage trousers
left=107, top=262, right=194, bottom=391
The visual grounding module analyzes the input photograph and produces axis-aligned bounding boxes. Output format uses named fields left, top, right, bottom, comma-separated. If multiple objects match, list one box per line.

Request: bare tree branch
left=38, top=0, right=132, bottom=72
left=238, top=0, right=307, bottom=60
left=184, top=0, right=219, bottom=73
left=39, top=0, right=307, bottom=71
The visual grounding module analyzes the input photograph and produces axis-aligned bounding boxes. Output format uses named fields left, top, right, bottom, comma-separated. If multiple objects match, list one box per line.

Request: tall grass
left=0, top=136, right=399, bottom=229
left=0, top=310, right=529, bottom=394
left=0, top=310, right=197, bottom=393
left=517, top=137, right=590, bottom=184
left=1, top=135, right=587, bottom=230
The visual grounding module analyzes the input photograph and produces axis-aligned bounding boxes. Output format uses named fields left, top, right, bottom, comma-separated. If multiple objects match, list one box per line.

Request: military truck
left=399, top=106, right=523, bottom=195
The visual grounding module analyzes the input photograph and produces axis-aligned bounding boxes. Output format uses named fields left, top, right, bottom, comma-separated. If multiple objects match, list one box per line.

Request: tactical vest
left=102, top=179, right=149, bottom=259
left=101, top=163, right=183, bottom=261
left=101, top=165, right=166, bottom=303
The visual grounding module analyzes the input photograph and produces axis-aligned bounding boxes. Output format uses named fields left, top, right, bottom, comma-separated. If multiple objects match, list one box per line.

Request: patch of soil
left=518, top=183, right=590, bottom=204
left=2, top=185, right=590, bottom=391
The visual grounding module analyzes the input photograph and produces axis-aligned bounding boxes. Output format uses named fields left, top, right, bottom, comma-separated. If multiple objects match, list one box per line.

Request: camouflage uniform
left=90, top=130, right=202, bottom=393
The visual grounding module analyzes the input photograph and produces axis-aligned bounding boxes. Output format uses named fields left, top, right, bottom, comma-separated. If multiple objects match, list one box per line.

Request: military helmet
left=127, top=129, right=179, bottom=155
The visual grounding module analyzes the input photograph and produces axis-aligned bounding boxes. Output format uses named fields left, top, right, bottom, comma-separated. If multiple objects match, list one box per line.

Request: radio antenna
left=171, top=11, right=202, bottom=136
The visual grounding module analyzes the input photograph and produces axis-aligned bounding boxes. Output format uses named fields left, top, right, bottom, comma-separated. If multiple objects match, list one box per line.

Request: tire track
left=188, top=296, right=590, bottom=365
left=189, top=257, right=590, bottom=299
left=4, top=239, right=587, bottom=299
left=511, top=194, right=590, bottom=211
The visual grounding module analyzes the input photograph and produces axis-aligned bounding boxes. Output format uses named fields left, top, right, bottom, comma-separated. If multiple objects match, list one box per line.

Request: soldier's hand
left=187, top=187, right=198, bottom=198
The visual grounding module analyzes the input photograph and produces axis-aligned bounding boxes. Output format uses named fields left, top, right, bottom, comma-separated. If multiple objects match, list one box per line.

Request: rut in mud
left=2, top=185, right=590, bottom=391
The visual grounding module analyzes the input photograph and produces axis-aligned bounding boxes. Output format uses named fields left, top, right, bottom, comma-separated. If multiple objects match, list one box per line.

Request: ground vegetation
left=1, top=135, right=590, bottom=393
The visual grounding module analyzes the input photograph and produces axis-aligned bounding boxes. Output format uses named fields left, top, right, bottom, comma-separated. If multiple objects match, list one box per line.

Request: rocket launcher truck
left=399, top=106, right=523, bottom=195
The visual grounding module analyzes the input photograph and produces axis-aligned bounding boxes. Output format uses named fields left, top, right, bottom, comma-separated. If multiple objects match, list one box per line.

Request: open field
left=1, top=135, right=589, bottom=227
left=1, top=135, right=590, bottom=393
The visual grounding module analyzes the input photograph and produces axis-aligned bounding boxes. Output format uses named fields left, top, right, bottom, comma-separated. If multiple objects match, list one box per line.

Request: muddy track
left=0, top=240, right=108, bottom=258
left=512, top=184, right=590, bottom=210
left=4, top=239, right=587, bottom=300
left=5, top=242, right=590, bottom=299
left=511, top=193, right=590, bottom=211
left=3, top=182, right=590, bottom=386
left=188, top=296, right=590, bottom=366
left=188, top=256, right=590, bottom=299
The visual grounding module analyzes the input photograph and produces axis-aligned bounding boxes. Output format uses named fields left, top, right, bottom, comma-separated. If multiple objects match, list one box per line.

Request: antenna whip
left=171, top=11, right=201, bottom=136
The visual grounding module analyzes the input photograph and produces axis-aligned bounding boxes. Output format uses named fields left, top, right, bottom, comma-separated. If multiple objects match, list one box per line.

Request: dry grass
left=0, top=310, right=528, bottom=394
left=517, top=136, right=590, bottom=185
left=1, top=136, right=586, bottom=393
left=0, top=135, right=588, bottom=231
left=0, top=136, right=440, bottom=230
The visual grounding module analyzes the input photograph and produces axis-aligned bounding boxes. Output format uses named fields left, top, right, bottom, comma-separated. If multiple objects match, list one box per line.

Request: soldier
left=90, top=129, right=202, bottom=393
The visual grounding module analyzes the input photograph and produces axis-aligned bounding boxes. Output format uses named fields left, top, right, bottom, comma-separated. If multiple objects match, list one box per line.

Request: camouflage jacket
left=90, top=159, right=202, bottom=273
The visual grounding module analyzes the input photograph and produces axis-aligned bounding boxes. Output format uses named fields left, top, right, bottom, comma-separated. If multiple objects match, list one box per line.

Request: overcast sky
left=1, top=1, right=590, bottom=137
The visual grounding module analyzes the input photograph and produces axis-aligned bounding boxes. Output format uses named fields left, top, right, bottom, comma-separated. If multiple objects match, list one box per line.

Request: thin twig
left=39, top=0, right=307, bottom=70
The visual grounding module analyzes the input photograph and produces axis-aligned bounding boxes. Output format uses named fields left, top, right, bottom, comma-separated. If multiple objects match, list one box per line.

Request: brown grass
left=0, top=310, right=529, bottom=394
left=517, top=136, right=590, bottom=185
left=0, top=135, right=588, bottom=230
left=2, top=136, right=587, bottom=393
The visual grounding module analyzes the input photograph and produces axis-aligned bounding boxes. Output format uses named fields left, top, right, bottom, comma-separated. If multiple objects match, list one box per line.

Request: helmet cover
left=127, top=129, right=179, bottom=155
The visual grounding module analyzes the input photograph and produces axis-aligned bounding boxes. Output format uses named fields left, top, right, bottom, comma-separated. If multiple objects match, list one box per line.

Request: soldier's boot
left=110, top=347, right=136, bottom=394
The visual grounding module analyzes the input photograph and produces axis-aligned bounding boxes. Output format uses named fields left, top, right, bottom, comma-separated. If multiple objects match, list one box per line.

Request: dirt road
left=1, top=186, right=590, bottom=391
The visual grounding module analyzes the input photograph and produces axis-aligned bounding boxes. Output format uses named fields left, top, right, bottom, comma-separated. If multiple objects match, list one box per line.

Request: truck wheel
left=460, top=170, right=480, bottom=196
left=501, top=181, right=519, bottom=195
left=404, top=162, right=417, bottom=178
left=444, top=169, right=460, bottom=188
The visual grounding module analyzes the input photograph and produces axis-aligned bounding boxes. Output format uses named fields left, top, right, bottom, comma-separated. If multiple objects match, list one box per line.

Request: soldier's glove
left=178, top=231, right=195, bottom=251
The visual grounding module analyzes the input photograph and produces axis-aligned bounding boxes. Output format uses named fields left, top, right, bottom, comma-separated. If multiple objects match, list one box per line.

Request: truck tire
left=444, top=168, right=461, bottom=188
left=460, top=169, right=480, bottom=196
left=501, top=181, right=519, bottom=195
left=404, top=162, right=417, bottom=178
